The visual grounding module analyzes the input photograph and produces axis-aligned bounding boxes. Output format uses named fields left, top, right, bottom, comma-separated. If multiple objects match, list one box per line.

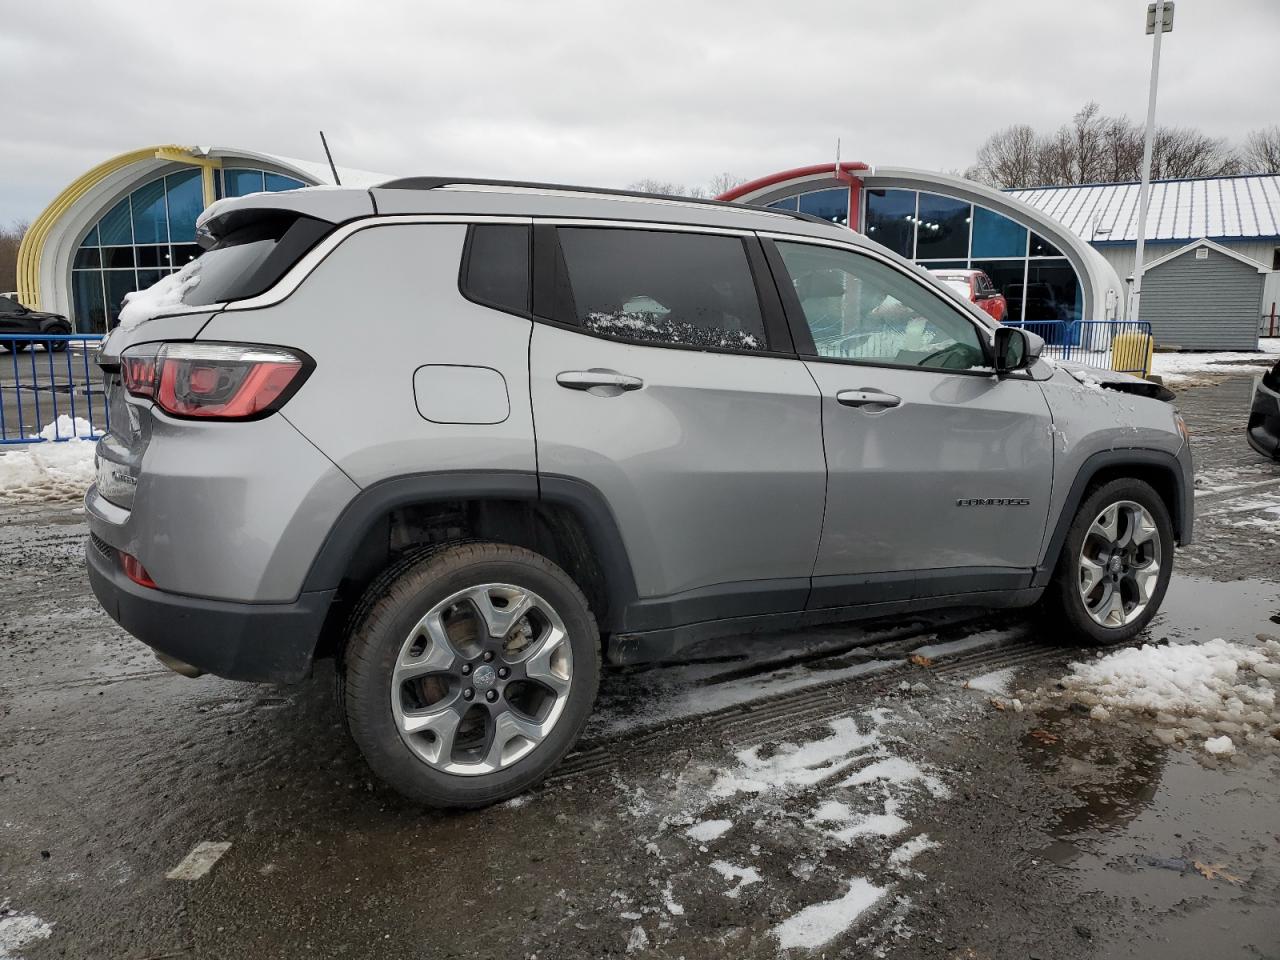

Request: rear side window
left=555, top=228, right=767, bottom=352
left=461, top=224, right=530, bottom=315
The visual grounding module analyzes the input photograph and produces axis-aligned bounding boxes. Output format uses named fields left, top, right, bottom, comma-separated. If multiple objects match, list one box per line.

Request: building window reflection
left=759, top=186, right=1085, bottom=324
left=70, top=166, right=306, bottom=331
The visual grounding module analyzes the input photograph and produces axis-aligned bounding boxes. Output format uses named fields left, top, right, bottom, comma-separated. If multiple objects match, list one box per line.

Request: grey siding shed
left=1137, top=241, right=1265, bottom=350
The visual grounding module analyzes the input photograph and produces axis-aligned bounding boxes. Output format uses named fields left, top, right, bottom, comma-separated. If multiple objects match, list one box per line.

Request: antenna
left=319, top=130, right=342, bottom=186
left=835, top=137, right=841, bottom=177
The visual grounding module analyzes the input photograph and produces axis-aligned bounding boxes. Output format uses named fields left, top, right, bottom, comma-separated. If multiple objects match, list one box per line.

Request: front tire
left=1041, top=478, right=1174, bottom=645
left=342, top=542, right=600, bottom=808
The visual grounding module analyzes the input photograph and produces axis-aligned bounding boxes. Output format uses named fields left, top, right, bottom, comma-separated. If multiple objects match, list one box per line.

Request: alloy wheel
left=1077, top=500, right=1161, bottom=629
left=390, top=583, right=573, bottom=775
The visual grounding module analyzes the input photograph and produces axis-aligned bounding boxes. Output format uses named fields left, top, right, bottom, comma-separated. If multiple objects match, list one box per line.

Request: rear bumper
left=86, top=537, right=334, bottom=683
left=1246, top=377, right=1280, bottom=461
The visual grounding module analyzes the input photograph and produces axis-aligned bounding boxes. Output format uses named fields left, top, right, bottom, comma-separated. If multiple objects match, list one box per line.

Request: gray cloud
left=2, top=0, right=1276, bottom=222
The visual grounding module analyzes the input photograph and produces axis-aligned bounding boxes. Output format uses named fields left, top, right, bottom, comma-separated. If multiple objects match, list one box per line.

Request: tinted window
left=971, top=206, right=1027, bottom=258
left=915, top=193, right=970, bottom=260
left=799, top=188, right=849, bottom=226
left=557, top=228, right=767, bottom=352
left=177, top=216, right=331, bottom=307
left=0, top=297, right=23, bottom=314
left=863, top=189, right=915, bottom=258
left=777, top=241, right=987, bottom=371
left=462, top=224, right=530, bottom=315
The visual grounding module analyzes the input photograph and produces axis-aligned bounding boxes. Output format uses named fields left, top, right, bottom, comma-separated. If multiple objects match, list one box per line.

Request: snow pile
left=30, top=414, right=96, bottom=442
left=0, top=432, right=96, bottom=503
left=964, top=667, right=1016, bottom=695
left=1152, top=340, right=1280, bottom=385
left=0, top=903, right=52, bottom=959
left=116, top=259, right=201, bottom=331
left=1039, top=638, right=1280, bottom=756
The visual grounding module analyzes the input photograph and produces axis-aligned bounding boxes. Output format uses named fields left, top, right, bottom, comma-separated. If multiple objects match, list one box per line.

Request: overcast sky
left=2, top=0, right=1276, bottom=223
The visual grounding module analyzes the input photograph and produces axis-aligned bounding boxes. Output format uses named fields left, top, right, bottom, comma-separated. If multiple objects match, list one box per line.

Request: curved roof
left=720, top=163, right=1125, bottom=322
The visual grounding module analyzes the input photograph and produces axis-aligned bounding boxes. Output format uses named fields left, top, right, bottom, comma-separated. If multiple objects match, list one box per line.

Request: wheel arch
left=302, top=471, right=639, bottom=644
left=1033, top=448, right=1191, bottom=588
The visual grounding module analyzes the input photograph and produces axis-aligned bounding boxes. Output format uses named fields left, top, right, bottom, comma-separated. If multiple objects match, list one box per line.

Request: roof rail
left=375, top=176, right=831, bottom=226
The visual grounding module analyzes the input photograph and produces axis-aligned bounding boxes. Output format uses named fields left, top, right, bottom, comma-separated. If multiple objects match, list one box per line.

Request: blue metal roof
left=1007, top=175, right=1280, bottom=243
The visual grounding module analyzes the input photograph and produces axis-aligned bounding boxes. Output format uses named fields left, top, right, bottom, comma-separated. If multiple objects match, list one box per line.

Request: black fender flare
left=1032, top=447, right=1192, bottom=587
left=300, top=470, right=639, bottom=631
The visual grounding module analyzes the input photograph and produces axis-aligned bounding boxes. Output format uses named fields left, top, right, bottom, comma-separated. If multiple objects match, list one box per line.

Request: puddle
left=1024, top=575, right=1280, bottom=958
left=1147, top=574, right=1280, bottom=641
left=1035, top=737, right=1280, bottom=960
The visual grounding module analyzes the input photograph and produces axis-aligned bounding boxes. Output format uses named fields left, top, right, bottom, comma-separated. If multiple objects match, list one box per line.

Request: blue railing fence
left=0, top=334, right=109, bottom=445
left=1004, top=320, right=1154, bottom=378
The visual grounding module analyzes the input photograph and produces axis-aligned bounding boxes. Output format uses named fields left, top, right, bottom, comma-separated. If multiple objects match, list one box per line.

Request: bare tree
left=627, top=179, right=691, bottom=197
left=706, top=172, right=746, bottom=197
left=1242, top=125, right=1280, bottom=174
left=967, top=104, right=1245, bottom=188
left=628, top=173, right=747, bottom=199
left=968, top=124, right=1041, bottom=188
left=0, top=221, right=28, bottom=295
left=1099, top=116, right=1145, bottom=183
left=1150, top=126, right=1240, bottom=179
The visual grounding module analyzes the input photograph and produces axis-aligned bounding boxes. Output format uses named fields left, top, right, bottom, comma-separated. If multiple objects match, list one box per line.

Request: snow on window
left=115, top=259, right=202, bottom=331
left=584, top=311, right=763, bottom=352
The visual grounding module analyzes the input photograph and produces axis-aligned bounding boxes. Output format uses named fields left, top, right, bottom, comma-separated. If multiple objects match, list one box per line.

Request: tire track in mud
left=551, top=636, right=1070, bottom=782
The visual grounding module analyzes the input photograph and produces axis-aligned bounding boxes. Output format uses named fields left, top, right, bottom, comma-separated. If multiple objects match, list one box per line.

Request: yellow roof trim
left=15, top=144, right=202, bottom=308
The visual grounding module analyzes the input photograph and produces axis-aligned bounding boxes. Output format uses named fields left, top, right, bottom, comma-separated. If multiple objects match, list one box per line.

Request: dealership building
left=17, top=148, right=1275, bottom=341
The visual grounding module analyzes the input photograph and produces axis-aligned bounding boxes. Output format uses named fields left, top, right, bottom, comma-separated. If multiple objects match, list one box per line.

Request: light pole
left=1130, top=1, right=1174, bottom=322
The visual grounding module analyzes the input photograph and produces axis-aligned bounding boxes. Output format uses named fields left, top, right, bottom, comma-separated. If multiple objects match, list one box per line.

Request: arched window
left=766, top=187, right=1086, bottom=324
left=71, top=167, right=307, bottom=332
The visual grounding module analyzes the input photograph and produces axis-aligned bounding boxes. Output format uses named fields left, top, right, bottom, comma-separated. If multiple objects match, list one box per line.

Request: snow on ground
left=964, top=666, right=1017, bottom=695
left=0, top=422, right=96, bottom=504
left=771, top=877, right=887, bottom=951
left=0, top=903, right=52, bottom=959
left=609, top=707, right=948, bottom=952
left=1034, top=637, right=1280, bottom=756
left=684, top=819, right=732, bottom=842
left=1152, top=339, right=1280, bottom=385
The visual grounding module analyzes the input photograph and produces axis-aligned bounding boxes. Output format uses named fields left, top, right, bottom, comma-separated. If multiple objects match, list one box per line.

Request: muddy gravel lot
left=1, top=374, right=1278, bottom=959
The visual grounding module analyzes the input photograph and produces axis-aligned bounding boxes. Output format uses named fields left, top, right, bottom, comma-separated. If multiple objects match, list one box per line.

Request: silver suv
left=86, top=179, right=1193, bottom=806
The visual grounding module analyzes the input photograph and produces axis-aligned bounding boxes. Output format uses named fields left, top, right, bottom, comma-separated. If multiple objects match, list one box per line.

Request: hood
left=1054, top=360, right=1175, bottom=402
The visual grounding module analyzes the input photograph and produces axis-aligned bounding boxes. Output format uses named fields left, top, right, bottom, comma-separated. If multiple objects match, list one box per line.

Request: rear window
left=185, top=214, right=333, bottom=306
left=460, top=224, right=530, bottom=315
left=183, top=240, right=278, bottom=305
left=555, top=227, right=767, bottom=352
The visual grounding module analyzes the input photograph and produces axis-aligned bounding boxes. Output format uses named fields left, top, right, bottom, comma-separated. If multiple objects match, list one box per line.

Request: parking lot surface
left=1, top=374, right=1277, bottom=959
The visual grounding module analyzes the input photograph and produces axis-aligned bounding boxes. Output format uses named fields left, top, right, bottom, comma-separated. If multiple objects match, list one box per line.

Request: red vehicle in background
left=928, top=269, right=1008, bottom=323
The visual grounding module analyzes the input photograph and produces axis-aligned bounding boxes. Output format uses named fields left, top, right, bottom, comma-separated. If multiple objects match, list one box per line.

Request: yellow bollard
left=1112, top=331, right=1154, bottom=378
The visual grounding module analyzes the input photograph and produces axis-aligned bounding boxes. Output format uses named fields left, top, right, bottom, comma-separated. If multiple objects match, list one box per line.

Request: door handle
left=556, top=370, right=644, bottom=392
left=836, top=389, right=902, bottom=409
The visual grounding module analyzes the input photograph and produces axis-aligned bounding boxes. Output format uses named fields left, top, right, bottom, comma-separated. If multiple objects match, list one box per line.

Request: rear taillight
left=120, top=343, right=311, bottom=420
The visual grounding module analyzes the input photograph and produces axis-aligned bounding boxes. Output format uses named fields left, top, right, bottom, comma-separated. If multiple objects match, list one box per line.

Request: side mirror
left=993, top=326, right=1043, bottom=373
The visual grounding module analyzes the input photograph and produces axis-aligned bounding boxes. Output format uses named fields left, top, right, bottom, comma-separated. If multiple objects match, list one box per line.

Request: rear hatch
left=94, top=194, right=369, bottom=509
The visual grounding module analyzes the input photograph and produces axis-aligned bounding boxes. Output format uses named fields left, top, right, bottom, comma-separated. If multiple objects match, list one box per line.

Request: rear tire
left=342, top=541, right=600, bottom=808
left=1040, top=478, right=1174, bottom=646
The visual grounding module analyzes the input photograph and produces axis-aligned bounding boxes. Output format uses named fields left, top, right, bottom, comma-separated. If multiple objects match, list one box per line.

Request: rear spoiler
left=195, top=187, right=376, bottom=248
